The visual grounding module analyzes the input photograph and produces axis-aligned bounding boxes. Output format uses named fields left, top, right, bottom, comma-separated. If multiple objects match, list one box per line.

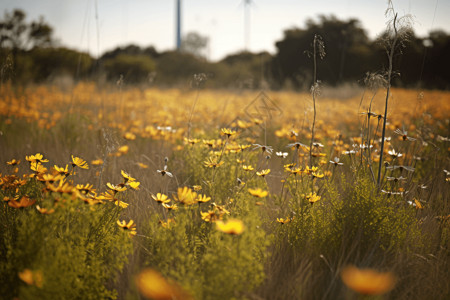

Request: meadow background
left=1, top=2, right=449, bottom=300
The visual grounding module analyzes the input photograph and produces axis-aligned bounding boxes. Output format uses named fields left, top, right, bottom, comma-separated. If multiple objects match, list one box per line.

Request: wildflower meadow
left=1, top=2, right=449, bottom=299
left=1, top=80, right=449, bottom=299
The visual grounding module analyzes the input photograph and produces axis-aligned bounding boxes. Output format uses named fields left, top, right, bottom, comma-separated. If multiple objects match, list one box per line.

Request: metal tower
left=176, top=0, right=181, bottom=50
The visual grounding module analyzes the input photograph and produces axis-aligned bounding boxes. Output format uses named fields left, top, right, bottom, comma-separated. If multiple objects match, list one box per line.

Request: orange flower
left=341, top=265, right=396, bottom=295
left=8, top=196, right=36, bottom=208
left=136, top=268, right=192, bottom=300
left=18, top=269, right=43, bottom=288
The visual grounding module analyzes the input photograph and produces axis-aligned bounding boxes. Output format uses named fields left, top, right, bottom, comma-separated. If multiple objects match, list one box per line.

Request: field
left=1, top=82, right=449, bottom=299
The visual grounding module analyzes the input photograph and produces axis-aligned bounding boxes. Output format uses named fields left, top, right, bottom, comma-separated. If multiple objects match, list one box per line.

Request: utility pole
left=243, top=0, right=254, bottom=51
left=176, top=0, right=181, bottom=50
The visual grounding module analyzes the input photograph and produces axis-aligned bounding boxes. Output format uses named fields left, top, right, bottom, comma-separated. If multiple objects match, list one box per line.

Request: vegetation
left=0, top=4, right=449, bottom=300
left=1, top=9, right=450, bottom=88
left=1, top=81, right=448, bottom=299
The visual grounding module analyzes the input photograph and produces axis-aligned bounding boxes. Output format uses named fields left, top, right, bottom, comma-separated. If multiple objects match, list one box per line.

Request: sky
left=2, top=0, right=449, bottom=61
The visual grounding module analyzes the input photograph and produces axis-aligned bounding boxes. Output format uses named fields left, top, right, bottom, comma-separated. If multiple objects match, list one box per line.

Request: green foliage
left=156, top=51, right=211, bottom=85
left=0, top=9, right=53, bottom=50
left=141, top=200, right=269, bottom=300
left=269, top=173, right=428, bottom=299
left=138, top=137, right=271, bottom=299
left=0, top=177, right=133, bottom=299
left=30, top=47, right=93, bottom=81
left=102, top=54, right=156, bottom=83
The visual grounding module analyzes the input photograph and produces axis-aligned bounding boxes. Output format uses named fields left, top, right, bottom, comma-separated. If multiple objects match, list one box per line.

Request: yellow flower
left=284, top=163, right=296, bottom=169
left=91, top=159, right=104, bottom=166
left=276, top=217, right=291, bottom=224
left=236, top=119, right=252, bottom=129
left=193, top=185, right=202, bottom=191
left=414, top=198, right=423, bottom=210
left=256, top=169, right=271, bottom=177
left=128, top=181, right=140, bottom=190
left=220, top=128, right=237, bottom=138
left=152, top=193, right=171, bottom=204
left=185, top=137, right=201, bottom=145
left=97, top=190, right=118, bottom=202
left=118, top=145, right=129, bottom=155
left=242, top=165, right=254, bottom=171
left=226, top=144, right=241, bottom=153
left=216, top=219, right=245, bottom=235
left=312, top=172, right=324, bottom=179
left=6, top=159, right=20, bottom=166
left=286, top=167, right=302, bottom=175
left=201, top=210, right=219, bottom=222
left=204, top=157, right=224, bottom=169
left=306, top=192, right=321, bottom=204
left=53, top=164, right=70, bottom=177
left=71, top=155, right=89, bottom=169
left=304, top=166, right=318, bottom=175
left=162, top=203, right=178, bottom=211
left=174, top=187, right=197, bottom=205
left=47, top=181, right=77, bottom=194
left=117, top=219, right=136, bottom=235
left=137, top=162, right=148, bottom=169
left=239, top=144, right=252, bottom=151
left=107, top=182, right=127, bottom=193
left=26, top=153, right=49, bottom=163
left=76, top=183, right=95, bottom=194
left=202, top=139, right=216, bottom=148
left=124, top=132, right=136, bottom=140
left=196, top=194, right=211, bottom=203
left=341, top=265, right=396, bottom=295
left=30, top=162, right=47, bottom=174
left=117, top=219, right=135, bottom=228
left=248, top=188, right=268, bottom=198
left=121, top=170, right=136, bottom=182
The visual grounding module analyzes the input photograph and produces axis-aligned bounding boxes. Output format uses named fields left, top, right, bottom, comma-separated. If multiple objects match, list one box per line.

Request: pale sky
left=2, top=0, right=449, bottom=61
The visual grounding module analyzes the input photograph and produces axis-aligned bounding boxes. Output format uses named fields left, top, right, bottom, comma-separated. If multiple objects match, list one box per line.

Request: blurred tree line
left=1, top=9, right=449, bottom=89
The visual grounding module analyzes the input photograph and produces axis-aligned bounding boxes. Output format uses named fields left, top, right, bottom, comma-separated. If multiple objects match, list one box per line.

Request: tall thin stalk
left=309, top=34, right=325, bottom=167
left=377, top=13, right=398, bottom=188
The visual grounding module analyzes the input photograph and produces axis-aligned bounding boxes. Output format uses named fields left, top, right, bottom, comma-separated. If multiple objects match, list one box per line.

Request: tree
left=0, top=9, right=53, bottom=83
left=0, top=9, right=53, bottom=50
left=272, top=15, right=372, bottom=88
left=156, top=51, right=211, bottom=85
left=219, top=51, right=272, bottom=89
left=181, top=32, right=209, bottom=58
left=29, top=47, right=93, bottom=82
left=102, top=54, right=156, bottom=83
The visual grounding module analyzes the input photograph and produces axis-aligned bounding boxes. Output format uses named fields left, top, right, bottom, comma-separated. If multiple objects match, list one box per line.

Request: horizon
left=2, top=0, right=449, bottom=61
